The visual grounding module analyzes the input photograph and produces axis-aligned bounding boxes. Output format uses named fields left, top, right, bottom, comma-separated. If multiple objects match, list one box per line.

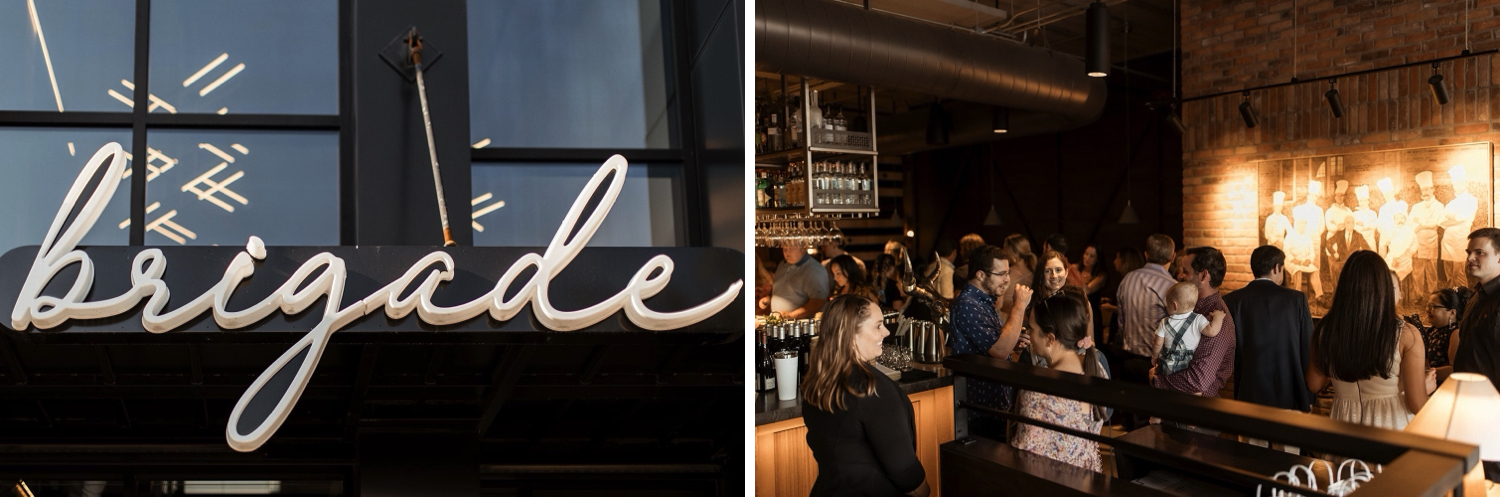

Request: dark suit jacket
left=1324, top=229, right=1372, bottom=268
left=1223, top=279, right=1315, bottom=411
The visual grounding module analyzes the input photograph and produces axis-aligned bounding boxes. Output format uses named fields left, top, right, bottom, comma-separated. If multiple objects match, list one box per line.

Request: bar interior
left=754, top=0, right=1498, bottom=495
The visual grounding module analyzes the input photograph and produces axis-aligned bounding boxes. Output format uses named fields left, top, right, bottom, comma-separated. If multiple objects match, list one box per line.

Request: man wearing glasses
left=949, top=245, right=1032, bottom=441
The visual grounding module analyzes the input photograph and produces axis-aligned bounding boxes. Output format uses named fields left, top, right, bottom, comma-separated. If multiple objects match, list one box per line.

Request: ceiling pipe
left=757, top=0, right=1108, bottom=128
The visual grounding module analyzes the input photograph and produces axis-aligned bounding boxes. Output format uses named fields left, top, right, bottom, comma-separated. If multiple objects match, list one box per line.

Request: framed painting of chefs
left=1255, top=142, right=1494, bottom=317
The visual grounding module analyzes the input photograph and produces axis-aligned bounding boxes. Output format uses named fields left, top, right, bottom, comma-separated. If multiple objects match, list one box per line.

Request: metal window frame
left=467, top=0, right=706, bottom=247
left=0, top=0, right=714, bottom=248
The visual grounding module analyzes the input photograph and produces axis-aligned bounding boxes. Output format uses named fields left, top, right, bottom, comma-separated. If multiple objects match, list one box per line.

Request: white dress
left=1329, top=331, right=1414, bottom=430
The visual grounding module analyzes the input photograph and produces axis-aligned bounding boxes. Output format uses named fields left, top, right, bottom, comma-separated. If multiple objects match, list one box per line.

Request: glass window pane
left=0, top=128, right=130, bottom=256
left=149, top=0, right=337, bottom=115
left=467, top=0, right=675, bottom=149
left=0, top=0, right=135, bottom=112
left=145, top=129, right=338, bottom=246
left=471, top=162, right=677, bottom=247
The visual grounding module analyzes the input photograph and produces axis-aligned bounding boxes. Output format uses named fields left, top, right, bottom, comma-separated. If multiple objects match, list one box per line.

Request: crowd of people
left=776, top=226, right=1500, bottom=495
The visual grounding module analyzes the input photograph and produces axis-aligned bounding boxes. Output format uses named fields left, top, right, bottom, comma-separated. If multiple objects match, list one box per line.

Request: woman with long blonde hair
left=801, top=294, right=929, bottom=496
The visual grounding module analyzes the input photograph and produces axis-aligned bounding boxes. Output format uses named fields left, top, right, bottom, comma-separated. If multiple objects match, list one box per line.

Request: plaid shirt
left=1152, top=291, right=1237, bottom=397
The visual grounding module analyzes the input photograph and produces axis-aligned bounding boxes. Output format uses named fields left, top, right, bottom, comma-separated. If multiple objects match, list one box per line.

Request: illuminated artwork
left=1255, top=143, right=1494, bottom=316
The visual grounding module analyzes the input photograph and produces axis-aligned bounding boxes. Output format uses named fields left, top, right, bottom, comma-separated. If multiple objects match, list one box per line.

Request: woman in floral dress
left=1010, top=292, right=1111, bottom=471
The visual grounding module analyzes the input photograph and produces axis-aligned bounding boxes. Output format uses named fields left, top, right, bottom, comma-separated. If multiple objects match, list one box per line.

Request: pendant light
left=992, top=107, right=1009, bottom=133
left=1166, top=0, right=1183, bottom=134
left=1085, top=0, right=1110, bottom=78
left=1118, top=16, right=1137, bottom=225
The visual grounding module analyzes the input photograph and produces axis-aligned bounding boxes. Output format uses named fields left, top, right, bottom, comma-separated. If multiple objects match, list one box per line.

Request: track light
left=926, top=101, right=949, bottom=145
left=1239, top=92, right=1258, bottom=128
left=992, top=107, right=1009, bottom=133
left=1166, top=112, right=1185, bottom=134
left=1430, top=63, right=1450, bottom=105
left=1326, top=80, right=1344, bottom=118
left=1085, top=0, right=1110, bottom=78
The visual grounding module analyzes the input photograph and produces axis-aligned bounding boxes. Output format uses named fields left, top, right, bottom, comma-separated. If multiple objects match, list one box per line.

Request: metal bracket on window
left=378, top=26, right=444, bottom=83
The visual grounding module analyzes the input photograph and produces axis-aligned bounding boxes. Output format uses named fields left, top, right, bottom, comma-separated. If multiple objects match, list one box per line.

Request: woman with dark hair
left=1011, top=292, right=1111, bottom=471
left=1307, top=250, right=1432, bottom=430
left=829, top=254, right=878, bottom=302
left=1114, top=247, right=1146, bottom=276
left=1000, top=235, right=1037, bottom=310
left=802, top=294, right=930, bottom=497
left=871, top=254, right=907, bottom=310
left=1420, top=286, right=1473, bottom=373
left=1069, top=245, right=1107, bottom=345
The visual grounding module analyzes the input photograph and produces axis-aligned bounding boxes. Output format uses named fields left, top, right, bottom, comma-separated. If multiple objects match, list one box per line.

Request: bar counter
left=753, top=361, right=956, bottom=496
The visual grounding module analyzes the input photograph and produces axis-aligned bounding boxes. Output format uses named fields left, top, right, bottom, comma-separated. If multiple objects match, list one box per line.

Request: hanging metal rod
left=1181, top=49, right=1496, bottom=103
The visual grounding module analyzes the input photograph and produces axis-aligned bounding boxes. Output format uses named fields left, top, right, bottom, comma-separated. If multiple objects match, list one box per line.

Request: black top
left=1420, top=323, right=1458, bottom=368
left=1455, top=276, right=1500, bottom=389
left=802, top=368, right=925, bottom=496
left=1222, top=279, right=1315, bottom=412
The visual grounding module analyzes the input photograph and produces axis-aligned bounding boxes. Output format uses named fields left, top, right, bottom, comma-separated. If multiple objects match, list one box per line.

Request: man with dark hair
left=1043, top=233, right=1069, bottom=260
left=1115, top=235, right=1178, bottom=386
left=949, top=245, right=1032, bottom=441
left=1155, top=246, right=1237, bottom=399
left=1224, top=245, right=1314, bottom=413
left=1456, top=227, right=1500, bottom=479
left=819, top=239, right=864, bottom=273
left=924, top=238, right=958, bottom=299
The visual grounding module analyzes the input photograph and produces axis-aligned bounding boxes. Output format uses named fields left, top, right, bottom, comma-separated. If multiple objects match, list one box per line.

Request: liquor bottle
left=789, top=97, right=803, bottom=149
left=796, top=321, right=812, bottom=376
left=758, top=330, right=777, bottom=392
left=768, top=113, right=781, bottom=151
left=808, top=91, right=824, bottom=146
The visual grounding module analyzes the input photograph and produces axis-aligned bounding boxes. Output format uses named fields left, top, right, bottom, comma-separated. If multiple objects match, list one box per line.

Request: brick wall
left=1181, top=0, right=1500, bottom=290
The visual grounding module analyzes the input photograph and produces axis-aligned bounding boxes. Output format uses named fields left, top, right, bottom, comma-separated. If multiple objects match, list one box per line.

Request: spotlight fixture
left=992, top=107, right=1009, bottom=133
left=1239, top=92, right=1258, bottom=128
left=1325, top=80, right=1345, bottom=118
left=1085, top=0, right=1110, bottom=78
left=926, top=101, right=949, bottom=145
left=1430, top=63, right=1450, bottom=105
left=1166, top=112, right=1186, bottom=134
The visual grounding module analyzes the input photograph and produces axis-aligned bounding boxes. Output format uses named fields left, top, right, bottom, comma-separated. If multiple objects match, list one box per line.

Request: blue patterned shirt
left=949, top=282, right=1013, bottom=412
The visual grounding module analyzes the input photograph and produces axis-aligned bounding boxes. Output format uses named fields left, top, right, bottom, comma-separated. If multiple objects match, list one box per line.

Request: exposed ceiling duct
left=756, top=0, right=1109, bottom=129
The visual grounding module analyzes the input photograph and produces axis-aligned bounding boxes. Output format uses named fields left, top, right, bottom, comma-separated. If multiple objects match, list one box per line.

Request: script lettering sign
left=0, top=143, right=744, bottom=452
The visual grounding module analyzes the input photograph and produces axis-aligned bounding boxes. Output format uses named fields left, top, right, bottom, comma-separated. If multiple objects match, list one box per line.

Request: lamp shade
left=1407, top=372, right=1500, bottom=461
left=983, top=206, right=1003, bottom=226
left=1118, top=200, right=1139, bottom=224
